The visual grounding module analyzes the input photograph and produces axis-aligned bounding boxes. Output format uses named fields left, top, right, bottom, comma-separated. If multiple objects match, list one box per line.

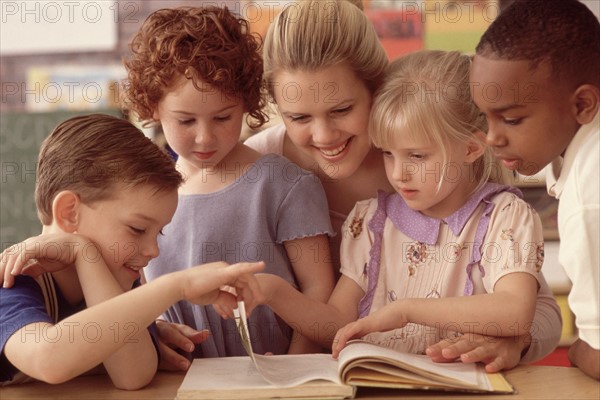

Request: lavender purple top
left=145, top=154, right=334, bottom=357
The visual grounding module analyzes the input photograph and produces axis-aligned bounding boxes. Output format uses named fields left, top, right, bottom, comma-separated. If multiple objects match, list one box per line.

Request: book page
left=177, top=357, right=353, bottom=400
left=234, top=301, right=342, bottom=387
left=337, top=340, right=490, bottom=390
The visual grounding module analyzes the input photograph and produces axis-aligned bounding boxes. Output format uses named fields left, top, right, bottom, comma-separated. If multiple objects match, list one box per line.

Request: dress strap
left=358, top=191, right=388, bottom=318
left=463, top=201, right=495, bottom=295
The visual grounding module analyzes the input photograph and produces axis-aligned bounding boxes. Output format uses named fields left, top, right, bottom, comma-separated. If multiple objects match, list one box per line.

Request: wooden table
left=1, top=365, right=598, bottom=399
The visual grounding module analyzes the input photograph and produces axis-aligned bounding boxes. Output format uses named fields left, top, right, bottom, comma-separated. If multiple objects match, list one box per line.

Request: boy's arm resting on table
left=333, top=272, right=538, bottom=358
left=71, top=239, right=158, bottom=389
left=284, top=235, right=336, bottom=354
left=2, top=235, right=264, bottom=388
left=258, top=273, right=363, bottom=348
left=1, top=233, right=158, bottom=388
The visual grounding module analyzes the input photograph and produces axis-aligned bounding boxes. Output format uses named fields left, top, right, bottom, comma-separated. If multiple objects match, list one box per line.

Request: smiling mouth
left=318, top=138, right=351, bottom=157
left=125, top=264, right=144, bottom=272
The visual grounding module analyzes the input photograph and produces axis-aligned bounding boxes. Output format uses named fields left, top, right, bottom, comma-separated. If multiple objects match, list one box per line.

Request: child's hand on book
left=426, top=332, right=529, bottom=373
left=332, top=305, right=409, bottom=358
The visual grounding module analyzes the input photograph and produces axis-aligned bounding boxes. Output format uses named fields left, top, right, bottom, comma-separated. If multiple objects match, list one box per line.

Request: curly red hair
left=122, top=6, right=267, bottom=129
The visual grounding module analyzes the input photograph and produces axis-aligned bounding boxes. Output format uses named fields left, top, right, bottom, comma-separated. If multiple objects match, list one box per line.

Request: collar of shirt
left=547, top=110, right=600, bottom=199
left=383, top=182, right=521, bottom=245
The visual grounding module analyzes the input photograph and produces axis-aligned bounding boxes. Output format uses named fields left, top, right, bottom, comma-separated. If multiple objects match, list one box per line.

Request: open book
left=176, top=302, right=514, bottom=399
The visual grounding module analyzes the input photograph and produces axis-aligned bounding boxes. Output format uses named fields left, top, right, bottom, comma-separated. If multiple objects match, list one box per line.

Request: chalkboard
left=0, top=110, right=121, bottom=249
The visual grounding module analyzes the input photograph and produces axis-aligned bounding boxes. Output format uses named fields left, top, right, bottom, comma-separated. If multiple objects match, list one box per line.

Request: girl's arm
left=4, top=235, right=263, bottom=388
left=258, top=273, right=364, bottom=348
left=283, top=235, right=336, bottom=353
left=332, top=272, right=538, bottom=357
left=426, top=273, right=562, bottom=372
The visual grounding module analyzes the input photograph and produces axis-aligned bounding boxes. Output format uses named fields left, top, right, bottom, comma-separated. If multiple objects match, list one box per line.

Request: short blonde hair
left=370, top=50, right=504, bottom=190
left=263, top=0, right=387, bottom=98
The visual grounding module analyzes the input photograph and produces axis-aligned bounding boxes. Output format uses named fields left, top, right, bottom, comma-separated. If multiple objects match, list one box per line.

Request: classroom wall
left=1, top=0, right=239, bottom=113
left=0, top=1, right=239, bottom=248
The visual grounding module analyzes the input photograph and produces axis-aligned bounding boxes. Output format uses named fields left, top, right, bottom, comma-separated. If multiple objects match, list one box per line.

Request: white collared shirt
left=547, top=111, right=600, bottom=349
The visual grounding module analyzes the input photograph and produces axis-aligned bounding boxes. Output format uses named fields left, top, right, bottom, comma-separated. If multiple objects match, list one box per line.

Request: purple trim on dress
left=358, top=191, right=389, bottom=318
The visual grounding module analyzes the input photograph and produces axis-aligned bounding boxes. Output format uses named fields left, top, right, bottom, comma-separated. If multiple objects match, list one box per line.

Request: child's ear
left=52, top=191, right=81, bottom=233
left=465, top=131, right=487, bottom=163
left=573, top=84, right=600, bottom=125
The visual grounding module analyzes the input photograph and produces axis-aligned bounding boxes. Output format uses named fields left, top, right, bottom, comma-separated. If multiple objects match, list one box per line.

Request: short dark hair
left=477, top=0, right=600, bottom=88
left=36, top=114, right=183, bottom=225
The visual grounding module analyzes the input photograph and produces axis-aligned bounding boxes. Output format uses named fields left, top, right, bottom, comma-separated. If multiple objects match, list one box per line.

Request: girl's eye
left=178, top=119, right=194, bottom=125
left=215, top=115, right=231, bottom=122
left=380, top=149, right=393, bottom=157
left=503, top=118, right=523, bottom=126
left=410, top=154, right=425, bottom=161
left=289, top=115, right=307, bottom=122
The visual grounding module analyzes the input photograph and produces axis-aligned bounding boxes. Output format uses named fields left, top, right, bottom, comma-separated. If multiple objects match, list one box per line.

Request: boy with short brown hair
left=0, top=114, right=264, bottom=388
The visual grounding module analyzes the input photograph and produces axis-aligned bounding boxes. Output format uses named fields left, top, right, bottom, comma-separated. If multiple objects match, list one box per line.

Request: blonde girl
left=332, top=50, right=559, bottom=363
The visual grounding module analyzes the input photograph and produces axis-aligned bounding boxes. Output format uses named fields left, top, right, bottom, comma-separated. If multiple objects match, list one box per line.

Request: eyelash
left=289, top=115, right=307, bottom=122
left=129, top=226, right=145, bottom=235
left=130, top=227, right=165, bottom=236
left=289, top=106, right=352, bottom=122
left=178, top=115, right=231, bottom=125
left=503, top=118, right=523, bottom=126
left=333, top=106, right=352, bottom=115
left=380, top=150, right=425, bottom=161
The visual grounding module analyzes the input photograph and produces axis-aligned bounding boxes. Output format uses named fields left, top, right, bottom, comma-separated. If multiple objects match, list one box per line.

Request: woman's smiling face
left=273, top=63, right=373, bottom=180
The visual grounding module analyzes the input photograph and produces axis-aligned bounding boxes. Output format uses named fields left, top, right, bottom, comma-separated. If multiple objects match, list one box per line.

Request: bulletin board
left=0, top=1, right=118, bottom=55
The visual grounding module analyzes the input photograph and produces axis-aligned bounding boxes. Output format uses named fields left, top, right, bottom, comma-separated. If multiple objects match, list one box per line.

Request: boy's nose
left=140, top=238, right=160, bottom=259
left=485, top=123, right=508, bottom=148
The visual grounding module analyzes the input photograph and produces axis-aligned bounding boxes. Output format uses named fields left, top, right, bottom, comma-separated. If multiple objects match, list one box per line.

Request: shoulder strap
left=33, top=273, right=59, bottom=323
left=357, top=191, right=389, bottom=318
